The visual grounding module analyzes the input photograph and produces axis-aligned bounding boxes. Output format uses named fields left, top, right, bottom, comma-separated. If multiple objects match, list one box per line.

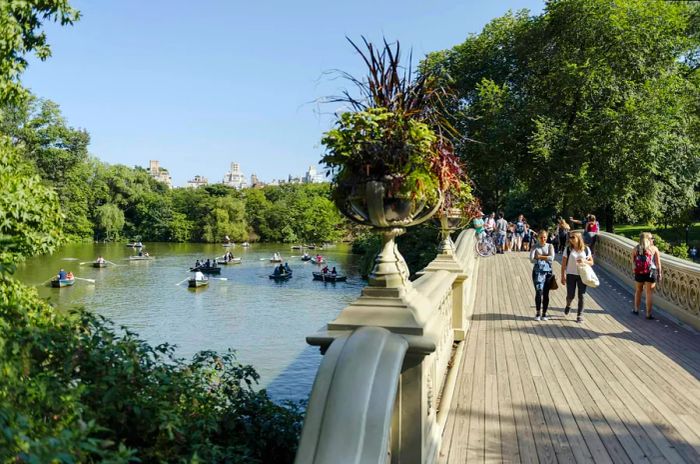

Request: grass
left=615, top=222, right=700, bottom=246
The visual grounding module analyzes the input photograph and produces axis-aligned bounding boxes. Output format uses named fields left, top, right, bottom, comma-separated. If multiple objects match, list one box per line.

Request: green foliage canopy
left=424, top=0, right=700, bottom=229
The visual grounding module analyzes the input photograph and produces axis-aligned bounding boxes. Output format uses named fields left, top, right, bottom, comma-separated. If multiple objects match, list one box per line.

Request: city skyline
left=21, top=0, right=545, bottom=186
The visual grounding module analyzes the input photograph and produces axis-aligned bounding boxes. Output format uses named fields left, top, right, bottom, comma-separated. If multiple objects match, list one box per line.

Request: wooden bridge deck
left=439, top=252, right=700, bottom=464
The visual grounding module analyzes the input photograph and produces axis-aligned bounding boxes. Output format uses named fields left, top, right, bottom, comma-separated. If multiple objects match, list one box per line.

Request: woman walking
left=530, top=230, right=555, bottom=321
left=632, top=232, right=662, bottom=319
left=556, top=218, right=570, bottom=254
left=561, top=232, right=594, bottom=322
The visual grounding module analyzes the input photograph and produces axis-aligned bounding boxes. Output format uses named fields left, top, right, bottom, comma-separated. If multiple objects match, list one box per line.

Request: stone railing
left=593, top=231, right=700, bottom=329
left=296, top=229, right=480, bottom=464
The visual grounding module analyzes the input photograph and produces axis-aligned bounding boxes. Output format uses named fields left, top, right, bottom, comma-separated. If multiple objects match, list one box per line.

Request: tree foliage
left=424, top=0, right=700, bottom=230
left=0, top=0, right=80, bottom=105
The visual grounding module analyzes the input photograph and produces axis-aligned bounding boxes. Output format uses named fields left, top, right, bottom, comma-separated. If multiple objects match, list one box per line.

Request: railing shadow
left=511, top=263, right=700, bottom=382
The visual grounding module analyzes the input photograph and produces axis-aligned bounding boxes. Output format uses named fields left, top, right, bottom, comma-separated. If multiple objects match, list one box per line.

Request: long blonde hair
left=638, top=232, right=653, bottom=253
left=559, top=218, right=570, bottom=230
left=569, top=232, right=585, bottom=252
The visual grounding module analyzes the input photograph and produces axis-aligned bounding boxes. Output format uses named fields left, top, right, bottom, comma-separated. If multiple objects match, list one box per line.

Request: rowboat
left=269, top=271, right=293, bottom=281
left=301, top=255, right=312, bottom=261
left=217, top=258, right=241, bottom=265
left=126, top=243, right=143, bottom=248
left=188, top=278, right=209, bottom=288
left=222, top=243, right=233, bottom=247
left=291, top=245, right=303, bottom=250
left=241, top=242, right=250, bottom=247
left=189, top=266, right=221, bottom=274
left=312, top=272, right=347, bottom=282
left=129, top=255, right=154, bottom=261
left=51, top=277, right=75, bottom=288
left=92, top=261, right=107, bottom=268
left=305, top=244, right=316, bottom=249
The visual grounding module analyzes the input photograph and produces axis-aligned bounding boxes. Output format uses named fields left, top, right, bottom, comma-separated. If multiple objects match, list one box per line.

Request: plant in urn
left=321, top=38, right=462, bottom=288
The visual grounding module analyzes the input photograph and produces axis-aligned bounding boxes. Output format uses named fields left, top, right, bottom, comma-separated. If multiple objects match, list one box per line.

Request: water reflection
left=15, top=242, right=363, bottom=402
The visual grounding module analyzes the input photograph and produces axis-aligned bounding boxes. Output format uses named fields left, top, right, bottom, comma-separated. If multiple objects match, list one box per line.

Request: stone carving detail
left=595, top=233, right=700, bottom=318
left=426, top=371, right=434, bottom=416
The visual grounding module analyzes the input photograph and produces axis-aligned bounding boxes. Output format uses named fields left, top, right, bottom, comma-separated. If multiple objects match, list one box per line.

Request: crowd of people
left=474, top=211, right=663, bottom=323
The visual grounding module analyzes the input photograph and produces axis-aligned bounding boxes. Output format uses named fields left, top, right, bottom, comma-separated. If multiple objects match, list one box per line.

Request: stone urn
left=435, top=208, right=467, bottom=256
left=336, top=178, right=442, bottom=288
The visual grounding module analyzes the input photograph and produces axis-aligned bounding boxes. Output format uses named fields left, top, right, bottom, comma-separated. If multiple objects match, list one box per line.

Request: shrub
left=670, top=245, right=689, bottom=260
left=0, top=276, right=302, bottom=463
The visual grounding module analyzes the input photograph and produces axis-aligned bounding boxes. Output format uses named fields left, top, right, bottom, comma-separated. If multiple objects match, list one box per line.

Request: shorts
left=515, top=231, right=525, bottom=237
left=634, top=273, right=656, bottom=283
left=496, top=234, right=506, bottom=246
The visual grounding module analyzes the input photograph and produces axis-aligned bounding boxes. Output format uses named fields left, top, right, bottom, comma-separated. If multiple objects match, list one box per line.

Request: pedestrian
left=632, top=232, right=662, bottom=319
left=522, top=224, right=532, bottom=252
left=472, top=210, right=485, bottom=239
left=556, top=218, right=570, bottom=254
left=514, top=214, right=526, bottom=251
left=690, top=245, right=698, bottom=261
left=495, top=213, right=508, bottom=253
left=570, top=214, right=600, bottom=250
left=561, top=232, right=594, bottom=322
left=506, top=223, right=515, bottom=252
left=484, top=212, right=496, bottom=237
left=530, top=230, right=555, bottom=321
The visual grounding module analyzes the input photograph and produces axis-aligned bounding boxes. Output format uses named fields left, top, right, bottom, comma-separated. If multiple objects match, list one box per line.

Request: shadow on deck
left=439, top=252, right=700, bottom=464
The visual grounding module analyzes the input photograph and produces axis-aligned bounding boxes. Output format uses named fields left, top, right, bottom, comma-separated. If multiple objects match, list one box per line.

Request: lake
left=14, top=242, right=364, bottom=402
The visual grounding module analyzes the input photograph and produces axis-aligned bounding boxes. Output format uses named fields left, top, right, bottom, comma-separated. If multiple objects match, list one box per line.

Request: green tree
left=0, top=1, right=80, bottom=104
left=425, top=0, right=700, bottom=229
left=94, top=203, right=124, bottom=241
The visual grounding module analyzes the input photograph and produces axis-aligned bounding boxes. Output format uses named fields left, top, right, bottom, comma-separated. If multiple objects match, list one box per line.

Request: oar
left=74, top=277, right=95, bottom=284
left=175, top=276, right=191, bottom=286
left=41, top=276, right=56, bottom=285
left=105, top=260, right=122, bottom=266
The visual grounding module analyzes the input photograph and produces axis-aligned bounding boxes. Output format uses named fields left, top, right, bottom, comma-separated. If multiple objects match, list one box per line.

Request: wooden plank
left=441, top=251, right=700, bottom=463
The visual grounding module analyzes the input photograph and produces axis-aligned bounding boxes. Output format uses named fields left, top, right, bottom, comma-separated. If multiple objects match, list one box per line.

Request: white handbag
left=577, top=262, right=599, bottom=288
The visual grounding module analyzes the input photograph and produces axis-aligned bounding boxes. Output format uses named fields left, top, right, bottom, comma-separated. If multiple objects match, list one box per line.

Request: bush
left=0, top=276, right=302, bottom=463
left=652, top=234, right=671, bottom=254
left=670, top=245, right=689, bottom=260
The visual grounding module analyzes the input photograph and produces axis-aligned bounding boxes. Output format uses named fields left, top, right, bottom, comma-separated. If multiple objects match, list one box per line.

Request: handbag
left=578, top=262, right=600, bottom=288
left=548, top=274, right=559, bottom=290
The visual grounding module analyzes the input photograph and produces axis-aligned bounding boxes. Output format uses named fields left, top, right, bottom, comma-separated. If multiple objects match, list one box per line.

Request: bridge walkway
left=438, top=251, right=700, bottom=464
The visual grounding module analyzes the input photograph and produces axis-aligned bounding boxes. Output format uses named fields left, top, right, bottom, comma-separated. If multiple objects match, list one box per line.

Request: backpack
left=516, top=222, right=525, bottom=233
left=634, top=246, right=652, bottom=275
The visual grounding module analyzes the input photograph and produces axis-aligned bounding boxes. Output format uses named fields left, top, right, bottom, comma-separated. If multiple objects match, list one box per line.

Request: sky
left=23, top=0, right=544, bottom=187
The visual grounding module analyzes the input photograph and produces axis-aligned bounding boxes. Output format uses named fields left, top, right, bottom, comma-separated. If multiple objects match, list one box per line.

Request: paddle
left=74, top=277, right=96, bottom=284
left=105, top=260, right=121, bottom=266
left=175, top=276, right=190, bottom=286
left=41, top=276, right=56, bottom=285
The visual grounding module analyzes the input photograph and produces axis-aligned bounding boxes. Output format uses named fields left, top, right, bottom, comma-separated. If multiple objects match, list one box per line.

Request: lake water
left=14, top=242, right=364, bottom=402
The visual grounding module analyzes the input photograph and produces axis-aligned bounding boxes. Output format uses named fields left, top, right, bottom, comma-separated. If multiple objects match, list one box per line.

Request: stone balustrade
left=296, top=229, right=480, bottom=464
left=593, top=231, right=700, bottom=329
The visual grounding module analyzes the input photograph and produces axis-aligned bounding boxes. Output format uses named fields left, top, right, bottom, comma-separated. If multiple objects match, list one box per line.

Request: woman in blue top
left=530, top=230, right=555, bottom=321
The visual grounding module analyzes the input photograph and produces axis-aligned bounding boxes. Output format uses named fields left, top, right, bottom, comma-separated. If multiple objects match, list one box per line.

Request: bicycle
left=475, top=233, right=497, bottom=257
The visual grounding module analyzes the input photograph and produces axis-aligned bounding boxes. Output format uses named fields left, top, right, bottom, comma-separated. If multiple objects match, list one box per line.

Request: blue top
left=58, top=270, right=67, bottom=280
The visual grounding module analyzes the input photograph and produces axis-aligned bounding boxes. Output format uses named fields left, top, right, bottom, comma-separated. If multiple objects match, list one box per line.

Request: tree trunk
left=604, top=204, right=614, bottom=233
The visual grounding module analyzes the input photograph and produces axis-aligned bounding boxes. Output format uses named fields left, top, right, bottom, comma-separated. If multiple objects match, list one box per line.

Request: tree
left=0, top=1, right=80, bottom=105
left=94, top=203, right=124, bottom=241
left=425, top=0, right=700, bottom=230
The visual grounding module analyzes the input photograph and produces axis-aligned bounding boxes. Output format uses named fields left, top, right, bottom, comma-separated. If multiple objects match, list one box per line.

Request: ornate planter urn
left=337, top=178, right=442, bottom=288
left=435, top=208, right=466, bottom=256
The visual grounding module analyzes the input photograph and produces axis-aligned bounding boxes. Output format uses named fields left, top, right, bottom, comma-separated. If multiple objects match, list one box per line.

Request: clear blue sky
left=23, top=0, right=544, bottom=187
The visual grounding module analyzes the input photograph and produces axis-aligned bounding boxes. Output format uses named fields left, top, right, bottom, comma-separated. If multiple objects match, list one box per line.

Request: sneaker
left=535, top=315, right=541, bottom=321
left=576, top=316, right=583, bottom=323
left=646, top=314, right=655, bottom=320
left=542, top=315, right=549, bottom=321
left=564, top=307, right=571, bottom=315
left=632, top=309, right=639, bottom=315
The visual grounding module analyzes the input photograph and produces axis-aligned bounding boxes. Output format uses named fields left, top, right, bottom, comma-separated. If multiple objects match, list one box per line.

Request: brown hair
left=569, top=232, right=585, bottom=252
